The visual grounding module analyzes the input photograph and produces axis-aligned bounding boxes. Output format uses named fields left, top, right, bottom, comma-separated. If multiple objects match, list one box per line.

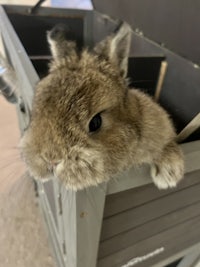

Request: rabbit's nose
left=47, top=160, right=61, bottom=172
left=50, top=160, right=60, bottom=166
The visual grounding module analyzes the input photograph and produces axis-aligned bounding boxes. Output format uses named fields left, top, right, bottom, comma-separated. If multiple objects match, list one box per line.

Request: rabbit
left=20, top=22, right=184, bottom=190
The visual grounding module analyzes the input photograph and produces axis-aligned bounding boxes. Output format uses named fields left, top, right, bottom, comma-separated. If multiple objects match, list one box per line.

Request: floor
left=0, top=98, right=56, bottom=267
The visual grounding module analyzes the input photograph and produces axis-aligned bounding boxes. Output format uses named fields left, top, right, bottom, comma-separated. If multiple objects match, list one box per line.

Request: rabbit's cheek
left=25, top=156, right=53, bottom=181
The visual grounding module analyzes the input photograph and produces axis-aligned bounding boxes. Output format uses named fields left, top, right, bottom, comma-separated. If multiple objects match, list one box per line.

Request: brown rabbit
left=20, top=22, right=184, bottom=190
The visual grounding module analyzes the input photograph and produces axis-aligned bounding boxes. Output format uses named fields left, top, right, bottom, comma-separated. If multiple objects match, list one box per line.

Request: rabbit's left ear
left=47, top=24, right=77, bottom=62
left=94, top=22, right=132, bottom=78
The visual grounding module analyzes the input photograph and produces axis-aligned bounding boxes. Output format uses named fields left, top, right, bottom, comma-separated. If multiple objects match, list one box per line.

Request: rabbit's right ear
left=47, top=24, right=77, bottom=62
left=94, top=22, right=132, bottom=78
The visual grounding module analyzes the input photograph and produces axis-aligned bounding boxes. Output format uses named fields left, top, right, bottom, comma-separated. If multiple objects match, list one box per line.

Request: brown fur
left=20, top=23, right=184, bottom=190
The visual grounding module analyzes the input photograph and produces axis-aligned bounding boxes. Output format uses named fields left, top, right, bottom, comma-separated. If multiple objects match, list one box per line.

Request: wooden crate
left=99, top=170, right=200, bottom=266
left=0, top=4, right=200, bottom=267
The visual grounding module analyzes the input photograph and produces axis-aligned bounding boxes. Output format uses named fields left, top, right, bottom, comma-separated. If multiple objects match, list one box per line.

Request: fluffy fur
left=20, top=22, right=184, bottom=190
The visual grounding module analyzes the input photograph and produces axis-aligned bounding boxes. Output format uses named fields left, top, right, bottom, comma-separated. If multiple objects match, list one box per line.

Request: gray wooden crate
left=1, top=5, right=200, bottom=267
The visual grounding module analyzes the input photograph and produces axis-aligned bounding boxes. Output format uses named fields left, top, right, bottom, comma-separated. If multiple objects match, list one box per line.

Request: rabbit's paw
left=150, top=142, right=184, bottom=189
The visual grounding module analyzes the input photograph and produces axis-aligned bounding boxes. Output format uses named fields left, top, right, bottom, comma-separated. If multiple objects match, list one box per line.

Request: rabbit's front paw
left=150, top=142, right=184, bottom=189
left=151, top=162, right=182, bottom=189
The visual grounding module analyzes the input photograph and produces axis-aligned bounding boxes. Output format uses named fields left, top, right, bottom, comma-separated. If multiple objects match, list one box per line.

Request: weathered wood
left=101, top=182, right=200, bottom=240
left=99, top=200, right=200, bottom=259
left=154, top=61, right=168, bottom=101
left=37, top=181, right=66, bottom=267
left=61, top=184, right=107, bottom=267
left=43, top=180, right=57, bottom=227
left=153, top=243, right=200, bottom=267
left=178, top=113, right=200, bottom=142
left=177, top=250, right=200, bottom=267
left=0, top=6, right=37, bottom=111
left=107, top=140, right=200, bottom=195
left=104, top=170, right=200, bottom=218
left=52, top=180, right=66, bottom=248
left=93, top=0, right=200, bottom=66
left=98, top=215, right=200, bottom=267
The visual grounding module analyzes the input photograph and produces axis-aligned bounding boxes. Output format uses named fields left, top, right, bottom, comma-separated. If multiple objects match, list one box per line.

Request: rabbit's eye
left=89, top=113, right=102, bottom=132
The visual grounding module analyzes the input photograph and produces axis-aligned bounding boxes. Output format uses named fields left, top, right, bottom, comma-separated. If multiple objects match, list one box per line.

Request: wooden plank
left=107, top=163, right=152, bottom=195
left=152, top=243, right=200, bottom=267
left=101, top=182, right=200, bottom=241
left=178, top=113, right=200, bottom=142
left=0, top=6, right=37, bottom=111
left=107, top=140, right=200, bottom=195
left=43, top=180, right=57, bottom=227
left=104, top=170, right=200, bottom=218
left=177, top=250, right=200, bottom=267
left=53, top=180, right=66, bottom=251
left=141, top=229, right=200, bottom=267
left=61, top=184, right=107, bottom=267
left=93, top=0, right=200, bottom=65
left=99, top=201, right=200, bottom=259
left=154, top=61, right=168, bottom=101
left=37, top=181, right=66, bottom=267
left=98, top=215, right=200, bottom=267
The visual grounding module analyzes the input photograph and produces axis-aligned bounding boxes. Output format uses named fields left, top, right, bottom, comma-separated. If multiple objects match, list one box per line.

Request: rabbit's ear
left=47, top=24, right=77, bottom=61
left=94, top=22, right=132, bottom=78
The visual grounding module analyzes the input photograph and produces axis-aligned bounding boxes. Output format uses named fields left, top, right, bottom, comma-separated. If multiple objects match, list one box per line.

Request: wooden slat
left=141, top=225, right=200, bottom=267
left=98, top=216, right=200, bottom=267
left=154, top=61, right=168, bottom=101
left=177, top=250, right=200, bottom=267
left=99, top=201, right=200, bottom=259
left=152, top=243, right=200, bottom=267
left=43, top=180, right=57, bottom=227
left=101, top=182, right=200, bottom=241
left=104, top=170, right=200, bottom=218
left=107, top=140, right=200, bottom=195
left=0, top=6, right=37, bottom=111
left=177, top=113, right=200, bottom=142
left=61, top=184, right=107, bottom=267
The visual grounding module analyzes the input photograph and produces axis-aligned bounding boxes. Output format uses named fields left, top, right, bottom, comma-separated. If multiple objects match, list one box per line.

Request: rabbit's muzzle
left=21, top=142, right=106, bottom=190
left=55, top=147, right=106, bottom=190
